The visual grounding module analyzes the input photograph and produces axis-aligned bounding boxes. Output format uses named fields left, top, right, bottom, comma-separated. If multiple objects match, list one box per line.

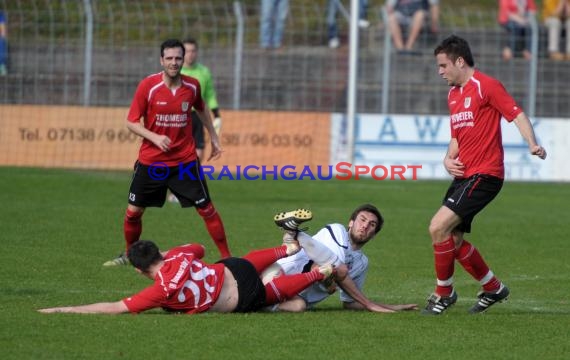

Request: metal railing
left=1, top=1, right=569, bottom=117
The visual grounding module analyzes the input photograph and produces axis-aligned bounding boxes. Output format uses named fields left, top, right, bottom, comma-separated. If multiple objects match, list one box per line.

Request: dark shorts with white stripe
left=217, top=257, right=267, bottom=313
left=442, top=174, right=503, bottom=233
left=127, top=160, right=211, bottom=208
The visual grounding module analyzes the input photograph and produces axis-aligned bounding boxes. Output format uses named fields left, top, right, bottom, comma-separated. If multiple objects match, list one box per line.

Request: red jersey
left=122, top=245, right=225, bottom=314
left=127, top=72, right=205, bottom=166
left=447, top=70, right=522, bottom=179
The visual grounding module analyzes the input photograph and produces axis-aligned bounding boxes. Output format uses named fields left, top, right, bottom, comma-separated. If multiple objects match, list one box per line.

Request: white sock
left=297, top=232, right=339, bottom=266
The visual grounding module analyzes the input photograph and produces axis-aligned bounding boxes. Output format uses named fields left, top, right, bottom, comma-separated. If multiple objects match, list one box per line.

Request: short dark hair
left=434, top=35, right=474, bottom=67
left=160, top=38, right=185, bottom=58
left=350, top=204, right=384, bottom=234
left=127, top=240, right=163, bottom=273
left=182, top=37, right=198, bottom=49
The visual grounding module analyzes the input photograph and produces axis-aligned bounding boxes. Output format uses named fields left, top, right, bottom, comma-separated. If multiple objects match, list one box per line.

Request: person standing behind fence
left=386, top=0, right=439, bottom=53
left=103, top=39, right=231, bottom=266
left=498, top=0, right=537, bottom=61
left=260, top=0, right=289, bottom=50
left=326, top=0, right=371, bottom=49
left=542, top=0, right=570, bottom=61
left=0, top=10, right=7, bottom=76
left=422, top=35, right=546, bottom=315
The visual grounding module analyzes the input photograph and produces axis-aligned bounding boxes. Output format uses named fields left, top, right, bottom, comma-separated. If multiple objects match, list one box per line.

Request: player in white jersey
left=264, top=205, right=418, bottom=313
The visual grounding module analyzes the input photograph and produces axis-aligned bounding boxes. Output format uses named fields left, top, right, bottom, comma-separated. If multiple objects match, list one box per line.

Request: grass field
left=1, top=166, right=569, bottom=360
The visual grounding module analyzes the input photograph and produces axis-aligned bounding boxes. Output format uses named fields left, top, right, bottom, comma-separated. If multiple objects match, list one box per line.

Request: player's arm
left=195, top=104, right=223, bottom=161
left=38, top=300, right=129, bottom=314
left=513, top=112, right=547, bottom=159
left=203, top=71, right=222, bottom=136
left=443, top=138, right=464, bottom=177
left=334, top=265, right=395, bottom=313
left=126, top=119, right=171, bottom=153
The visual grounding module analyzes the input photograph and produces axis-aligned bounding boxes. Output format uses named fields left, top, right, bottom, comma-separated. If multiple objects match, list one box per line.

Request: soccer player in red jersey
left=104, top=39, right=231, bottom=266
left=39, top=222, right=334, bottom=315
left=422, top=35, right=547, bottom=315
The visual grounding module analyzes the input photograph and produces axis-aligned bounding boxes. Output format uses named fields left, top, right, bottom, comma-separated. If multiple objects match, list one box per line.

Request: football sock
left=433, top=236, right=456, bottom=297
left=264, top=269, right=324, bottom=305
left=124, top=208, right=143, bottom=251
left=456, top=239, right=501, bottom=292
left=196, top=203, right=231, bottom=258
left=242, top=246, right=289, bottom=274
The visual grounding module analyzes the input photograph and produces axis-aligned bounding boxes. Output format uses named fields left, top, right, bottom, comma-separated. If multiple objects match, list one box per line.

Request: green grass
left=1, top=167, right=569, bottom=359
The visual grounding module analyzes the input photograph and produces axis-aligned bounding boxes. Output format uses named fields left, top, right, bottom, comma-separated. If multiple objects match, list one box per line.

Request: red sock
left=456, top=240, right=501, bottom=292
left=264, top=269, right=324, bottom=305
left=433, top=236, right=456, bottom=296
left=196, top=203, right=231, bottom=258
left=242, top=246, right=288, bottom=274
left=124, top=209, right=142, bottom=251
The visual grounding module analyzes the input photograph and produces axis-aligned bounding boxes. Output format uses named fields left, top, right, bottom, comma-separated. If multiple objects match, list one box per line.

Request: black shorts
left=191, top=111, right=205, bottom=150
left=217, top=257, right=266, bottom=313
left=443, top=174, right=503, bottom=233
left=127, top=160, right=211, bottom=208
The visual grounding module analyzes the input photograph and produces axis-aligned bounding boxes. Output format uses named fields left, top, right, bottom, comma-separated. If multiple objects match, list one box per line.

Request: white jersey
left=276, top=223, right=369, bottom=307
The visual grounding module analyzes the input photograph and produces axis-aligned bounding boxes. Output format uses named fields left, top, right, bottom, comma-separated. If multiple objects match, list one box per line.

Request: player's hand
left=208, top=138, right=223, bottom=161
left=444, top=158, right=465, bottom=177
left=153, top=134, right=171, bottom=152
left=391, top=303, right=419, bottom=311
left=530, top=145, right=547, bottom=160
left=213, top=117, right=222, bottom=136
left=366, top=303, right=396, bottom=313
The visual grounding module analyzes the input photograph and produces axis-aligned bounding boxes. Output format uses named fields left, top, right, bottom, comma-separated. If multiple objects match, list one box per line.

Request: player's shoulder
left=138, top=72, right=163, bottom=88
left=472, top=70, right=502, bottom=87
left=181, top=74, right=201, bottom=88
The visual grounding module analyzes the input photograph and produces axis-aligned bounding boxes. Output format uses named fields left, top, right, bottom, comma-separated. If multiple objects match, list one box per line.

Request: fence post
left=528, top=15, right=538, bottom=118
left=381, top=6, right=391, bottom=114
left=233, top=1, right=244, bottom=110
left=82, top=0, right=93, bottom=106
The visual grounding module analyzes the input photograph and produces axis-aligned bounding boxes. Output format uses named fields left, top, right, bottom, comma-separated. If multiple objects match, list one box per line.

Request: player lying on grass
left=39, top=225, right=333, bottom=315
left=263, top=206, right=418, bottom=313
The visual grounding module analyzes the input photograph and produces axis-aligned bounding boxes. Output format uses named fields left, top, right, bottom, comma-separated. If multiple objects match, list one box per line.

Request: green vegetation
left=1, top=166, right=569, bottom=359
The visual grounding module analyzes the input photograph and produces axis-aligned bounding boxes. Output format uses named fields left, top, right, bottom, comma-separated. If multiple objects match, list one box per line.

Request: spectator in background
left=327, top=0, right=371, bottom=49
left=542, top=0, right=570, bottom=61
left=498, top=0, right=537, bottom=61
left=260, top=0, right=289, bottom=50
left=386, top=0, right=439, bottom=53
left=0, top=10, right=7, bottom=76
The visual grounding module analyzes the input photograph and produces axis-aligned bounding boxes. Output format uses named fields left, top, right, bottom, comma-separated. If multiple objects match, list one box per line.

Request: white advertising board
left=331, top=114, right=568, bottom=181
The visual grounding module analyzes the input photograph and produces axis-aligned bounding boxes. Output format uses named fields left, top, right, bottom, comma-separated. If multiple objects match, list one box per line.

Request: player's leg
left=104, top=162, right=166, bottom=266
left=422, top=178, right=466, bottom=314
left=449, top=175, right=508, bottom=313
left=263, top=264, right=334, bottom=305
left=242, top=234, right=301, bottom=274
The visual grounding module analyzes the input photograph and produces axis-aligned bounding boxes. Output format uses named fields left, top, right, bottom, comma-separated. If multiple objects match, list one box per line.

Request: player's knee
left=125, top=208, right=143, bottom=221
left=196, top=202, right=216, bottom=218
left=334, top=264, right=349, bottom=282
